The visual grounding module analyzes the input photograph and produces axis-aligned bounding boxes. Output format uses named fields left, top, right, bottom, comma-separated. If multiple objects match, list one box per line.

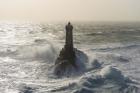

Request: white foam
left=100, top=66, right=124, bottom=81
left=5, top=89, right=19, bottom=93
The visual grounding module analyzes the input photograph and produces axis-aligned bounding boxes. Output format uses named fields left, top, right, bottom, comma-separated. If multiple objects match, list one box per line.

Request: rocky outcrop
left=54, top=47, right=77, bottom=76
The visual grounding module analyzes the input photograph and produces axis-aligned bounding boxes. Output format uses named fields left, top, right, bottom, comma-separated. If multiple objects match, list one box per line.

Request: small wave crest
left=90, top=43, right=140, bottom=52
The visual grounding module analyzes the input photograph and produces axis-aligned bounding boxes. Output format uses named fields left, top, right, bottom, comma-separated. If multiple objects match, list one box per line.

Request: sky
left=0, top=0, right=140, bottom=22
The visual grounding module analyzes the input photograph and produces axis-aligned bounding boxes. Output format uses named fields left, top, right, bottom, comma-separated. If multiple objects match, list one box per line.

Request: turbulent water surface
left=0, top=22, right=140, bottom=93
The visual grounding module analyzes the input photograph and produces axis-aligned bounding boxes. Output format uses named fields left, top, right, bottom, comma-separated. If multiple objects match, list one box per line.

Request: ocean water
left=0, top=22, right=140, bottom=93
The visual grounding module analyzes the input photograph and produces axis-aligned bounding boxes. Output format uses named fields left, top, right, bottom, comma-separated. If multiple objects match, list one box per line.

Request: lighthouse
left=54, top=22, right=76, bottom=76
left=65, top=22, right=73, bottom=51
left=54, top=22, right=87, bottom=77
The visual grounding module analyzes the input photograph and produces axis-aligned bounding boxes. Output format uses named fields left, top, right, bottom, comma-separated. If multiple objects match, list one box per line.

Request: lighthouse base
left=53, top=46, right=88, bottom=77
left=54, top=46, right=78, bottom=77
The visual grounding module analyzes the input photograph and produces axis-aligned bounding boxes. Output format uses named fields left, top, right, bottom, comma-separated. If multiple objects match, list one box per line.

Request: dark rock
left=92, top=59, right=101, bottom=69
left=54, top=47, right=77, bottom=77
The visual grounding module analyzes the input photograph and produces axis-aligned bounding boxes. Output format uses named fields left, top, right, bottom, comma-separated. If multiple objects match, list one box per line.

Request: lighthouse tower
left=54, top=22, right=76, bottom=77
left=65, top=22, right=74, bottom=51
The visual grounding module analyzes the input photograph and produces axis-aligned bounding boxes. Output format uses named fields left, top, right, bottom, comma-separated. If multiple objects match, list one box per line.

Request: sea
left=0, top=21, right=140, bottom=93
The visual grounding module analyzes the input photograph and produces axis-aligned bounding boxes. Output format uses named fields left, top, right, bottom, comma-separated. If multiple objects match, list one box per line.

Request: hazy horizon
left=0, top=0, right=140, bottom=22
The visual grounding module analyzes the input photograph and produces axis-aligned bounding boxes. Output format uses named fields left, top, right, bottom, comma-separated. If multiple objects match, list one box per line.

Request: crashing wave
left=15, top=43, right=58, bottom=62
left=73, top=66, right=138, bottom=93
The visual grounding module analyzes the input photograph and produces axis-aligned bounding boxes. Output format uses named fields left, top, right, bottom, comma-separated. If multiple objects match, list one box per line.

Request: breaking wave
left=73, top=66, right=138, bottom=93
left=15, top=43, right=59, bottom=62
